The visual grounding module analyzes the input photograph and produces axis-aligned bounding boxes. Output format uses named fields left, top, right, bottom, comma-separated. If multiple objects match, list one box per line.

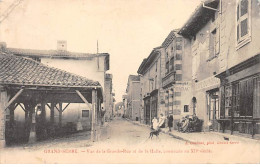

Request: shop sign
left=195, top=76, right=220, bottom=91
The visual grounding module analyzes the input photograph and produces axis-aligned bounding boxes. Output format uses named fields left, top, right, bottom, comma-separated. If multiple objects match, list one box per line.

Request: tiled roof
left=0, top=53, right=101, bottom=87
left=5, top=47, right=108, bottom=58
left=178, top=0, right=219, bottom=37
left=161, top=30, right=178, bottom=48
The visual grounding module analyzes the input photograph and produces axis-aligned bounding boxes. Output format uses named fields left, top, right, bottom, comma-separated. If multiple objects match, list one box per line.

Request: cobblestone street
left=1, top=118, right=259, bottom=163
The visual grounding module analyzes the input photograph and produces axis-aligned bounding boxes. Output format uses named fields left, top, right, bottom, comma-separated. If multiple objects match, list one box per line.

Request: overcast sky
left=0, top=0, right=202, bottom=102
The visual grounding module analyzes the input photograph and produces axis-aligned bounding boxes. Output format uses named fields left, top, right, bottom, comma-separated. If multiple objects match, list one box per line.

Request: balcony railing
left=162, top=70, right=175, bottom=88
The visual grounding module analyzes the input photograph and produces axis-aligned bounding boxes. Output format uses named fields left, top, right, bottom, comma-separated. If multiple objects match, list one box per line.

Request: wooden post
left=24, top=103, right=36, bottom=143
left=0, top=88, right=8, bottom=148
left=92, top=89, right=97, bottom=141
left=59, top=103, right=62, bottom=128
left=50, top=103, right=55, bottom=137
left=39, top=102, right=47, bottom=140
left=5, top=103, right=15, bottom=145
left=50, top=103, right=55, bottom=124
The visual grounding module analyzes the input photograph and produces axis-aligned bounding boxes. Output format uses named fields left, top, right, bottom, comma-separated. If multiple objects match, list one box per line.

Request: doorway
left=207, top=89, right=219, bottom=131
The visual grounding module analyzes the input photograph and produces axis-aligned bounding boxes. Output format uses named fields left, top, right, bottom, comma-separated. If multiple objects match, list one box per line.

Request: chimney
left=0, top=42, right=7, bottom=52
left=57, top=40, right=67, bottom=51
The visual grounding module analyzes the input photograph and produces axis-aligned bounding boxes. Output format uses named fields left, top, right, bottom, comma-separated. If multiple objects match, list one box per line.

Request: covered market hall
left=0, top=52, right=103, bottom=148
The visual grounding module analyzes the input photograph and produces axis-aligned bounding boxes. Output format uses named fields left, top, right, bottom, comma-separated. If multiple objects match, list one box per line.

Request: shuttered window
left=209, top=29, right=216, bottom=59
left=253, top=76, right=260, bottom=118
left=222, top=76, right=258, bottom=118
left=232, top=83, right=240, bottom=117
left=236, top=0, right=251, bottom=48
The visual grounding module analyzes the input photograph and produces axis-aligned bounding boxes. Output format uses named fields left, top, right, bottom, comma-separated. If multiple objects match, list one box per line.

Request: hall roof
left=0, top=53, right=101, bottom=88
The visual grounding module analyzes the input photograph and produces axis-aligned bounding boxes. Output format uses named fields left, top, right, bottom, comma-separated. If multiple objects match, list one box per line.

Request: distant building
left=125, top=75, right=141, bottom=121
left=122, top=94, right=128, bottom=117
left=104, top=73, right=115, bottom=121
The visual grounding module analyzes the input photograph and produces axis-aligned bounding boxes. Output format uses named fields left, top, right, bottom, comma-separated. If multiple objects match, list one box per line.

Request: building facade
left=125, top=75, right=141, bottom=121
left=122, top=94, right=128, bottom=117
left=161, top=30, right=193, bottom=129
left=179, top=0, right=260, bottom=137
left=104, top=73, right=115, bottom=121
left=137, top=48, right=166, bottom=125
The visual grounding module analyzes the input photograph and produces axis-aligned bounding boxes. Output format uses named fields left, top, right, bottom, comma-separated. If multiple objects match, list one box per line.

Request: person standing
left=167, top=114, right=173, bottom=132
left=152, top=117, right=159, bottom=130
left=158, top=113, right=166, bottom=128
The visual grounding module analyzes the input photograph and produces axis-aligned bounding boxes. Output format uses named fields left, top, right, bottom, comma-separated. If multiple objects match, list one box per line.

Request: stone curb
left=124, top=118, right=260, bottom=144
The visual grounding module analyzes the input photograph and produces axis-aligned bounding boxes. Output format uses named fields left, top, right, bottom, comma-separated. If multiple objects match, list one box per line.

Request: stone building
left=160, top=30, right=192, bottom=129
left=122, top=94, right=128, bottom=117
left=104, top=73, right=115, bottom=121
left=125, top=75, right=141, bottom=121
left=137, top=48, right=166, bottom=125
left=179, top=0, right=260, bottom=137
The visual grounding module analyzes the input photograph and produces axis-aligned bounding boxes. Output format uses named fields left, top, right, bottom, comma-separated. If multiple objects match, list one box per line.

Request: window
left=222, top=77, right=256, bottom=118
left=184, top=105, right=189, bottom=112
left=253, top=76, right=260, bottom=118
left=175, top=74, right=182, bottom=81
left=176, top=54, right=182, bottom=60
left=236, top=0, right=251, bottom=49
left=224, top=86, right=232, bottom=117
left=82, top=110, right=89, bottom=117
left=166, top=61, right=169, bottom=74
left=155, top=76, right=157, bottom=89
left=232, top=83, right=240, bottom=117
left=170, top=57, right=174, bottom=71
left=176, top=37, right=183, bottom=42
left=209, top=29, right=216, bottom=59
left=175, top=64, right=182, bottom=70
left=173, top=101, right=181, bottom=105
left=174, top=92, right=181, bottom=97
left=208, top=91, right=219, bottom=120
left=176, top=43, right=182, bottom=50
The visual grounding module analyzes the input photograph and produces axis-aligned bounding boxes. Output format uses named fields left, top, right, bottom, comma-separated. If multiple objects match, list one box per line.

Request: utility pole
left=97, top=40, right=99, bottom=70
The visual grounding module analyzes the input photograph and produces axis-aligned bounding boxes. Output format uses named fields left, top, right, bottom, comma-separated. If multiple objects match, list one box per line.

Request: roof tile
left=0, top=53, right=101, bottom=88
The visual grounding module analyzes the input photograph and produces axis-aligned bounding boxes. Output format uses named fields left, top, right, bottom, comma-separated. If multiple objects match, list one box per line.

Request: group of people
left=151, top=113, right=174, bottom=132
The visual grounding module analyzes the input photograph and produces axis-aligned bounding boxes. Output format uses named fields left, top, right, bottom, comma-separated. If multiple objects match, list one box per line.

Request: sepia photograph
left=0, top=0, right=259, bottom=164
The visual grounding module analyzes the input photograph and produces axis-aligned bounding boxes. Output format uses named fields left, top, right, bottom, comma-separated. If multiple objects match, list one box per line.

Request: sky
left=0, top=0, right=202, bottom=102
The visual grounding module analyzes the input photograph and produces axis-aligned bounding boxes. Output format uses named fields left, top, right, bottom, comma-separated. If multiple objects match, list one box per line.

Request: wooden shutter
left=215, top=27, right=220, bottom=55
left=239, top=0, right=249, bottom=41
left=253, top=77, right=260, bottom=118
left=220, top=86, right=225, bottom=119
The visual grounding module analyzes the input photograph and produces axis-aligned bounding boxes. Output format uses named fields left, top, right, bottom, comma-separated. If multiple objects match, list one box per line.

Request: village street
left=1, top=118, right=259, bottom=164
